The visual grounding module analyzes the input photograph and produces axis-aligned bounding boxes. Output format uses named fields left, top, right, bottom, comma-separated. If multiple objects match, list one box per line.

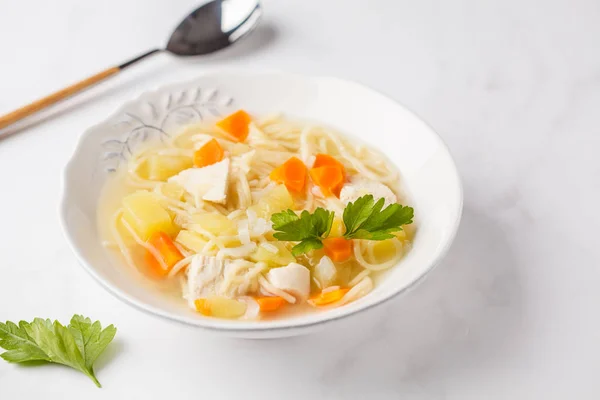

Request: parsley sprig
left=271, top=195, right=414, bottom=256
left=271, top=208, right=334, bottom=256
left=343, top=195, right=414, bottom=240
left=0, top=315, right=117, bottom=387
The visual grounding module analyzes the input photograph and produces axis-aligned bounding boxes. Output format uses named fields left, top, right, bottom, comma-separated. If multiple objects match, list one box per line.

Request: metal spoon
left=0, top=0, right=262, bottom=130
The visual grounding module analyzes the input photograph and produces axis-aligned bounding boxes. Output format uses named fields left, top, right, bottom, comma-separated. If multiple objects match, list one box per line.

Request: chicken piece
left=265, top=262, right=311, bottom=302
left=186, top=255, right=226, bottom=300
left=339, top=177, right=397, bottom=207
left=168, top=158, right=230, bottom=205
left=186, top=255, right=258, bottom=303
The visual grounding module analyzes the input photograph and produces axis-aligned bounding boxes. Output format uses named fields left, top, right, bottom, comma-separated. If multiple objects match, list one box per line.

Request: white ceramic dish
left=60, top=72, right=462, bottom=339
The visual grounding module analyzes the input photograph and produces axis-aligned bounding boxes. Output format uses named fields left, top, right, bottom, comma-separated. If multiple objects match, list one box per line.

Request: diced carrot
left=269, top=164, right=286, bottom=183
left=145, top=232, right=184, bottom=278
left=313, top=154, right=345, bottom=172
left=309, top=165, right=344, bottom=197
left=144, top=251, right=163, bottom=278
left=313, top=154, right=346, bottom=196
left=216, top=110, right=252, bottom=142
left=255, top=296, right=286, bottom=312
left=194, top=299, right=212, bottom=316
left=269, top=156, right=307, bottom=193
left=322, top=237, right=353, bottom=262
left=310, top=288, right=350, bottom=306
left=193, top=138, right=224, bottom=167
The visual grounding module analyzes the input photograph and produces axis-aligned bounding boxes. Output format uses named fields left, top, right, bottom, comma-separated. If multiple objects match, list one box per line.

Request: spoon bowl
left=167, top=0, right=262, bottom=56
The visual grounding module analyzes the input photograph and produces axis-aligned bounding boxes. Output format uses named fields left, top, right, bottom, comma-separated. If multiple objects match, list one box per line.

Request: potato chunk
left=188, top=213, right=236, bottom=236
left=195, top=296, right=247, bottom=319
left=122, top=191, right=175, bottom=240
left=250, top=184, right=294, bottom=219
left=146, top=155, right=192, bottom=181
left=250, top=242, right=295, bottom=267
left=175, top=230, right=208, bottom=253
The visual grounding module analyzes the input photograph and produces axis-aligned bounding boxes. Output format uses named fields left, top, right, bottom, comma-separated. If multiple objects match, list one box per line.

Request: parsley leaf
left=291, top=238, right=324, bottom=255
left=68, top=315, right=117, bottom=373
left=271, top=208, right=334, bottom=256
left=343, top=195, right=414, bottom=240
left=0, top=315, right=117, bottom=388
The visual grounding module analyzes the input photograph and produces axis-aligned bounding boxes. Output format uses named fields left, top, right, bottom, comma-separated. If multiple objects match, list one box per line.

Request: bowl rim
left=59, top=71, right=463, bottom=333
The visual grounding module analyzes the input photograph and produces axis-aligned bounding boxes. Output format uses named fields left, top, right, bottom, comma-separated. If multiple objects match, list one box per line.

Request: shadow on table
left=217, top=204, right=524, bottom=396
left=94, top=337, right=125, bottom=373
left=0, top=23, right=279, bottom=140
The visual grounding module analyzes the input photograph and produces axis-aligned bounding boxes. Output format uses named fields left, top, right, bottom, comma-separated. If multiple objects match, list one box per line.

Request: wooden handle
left=0, top=66, right=120, bottom=130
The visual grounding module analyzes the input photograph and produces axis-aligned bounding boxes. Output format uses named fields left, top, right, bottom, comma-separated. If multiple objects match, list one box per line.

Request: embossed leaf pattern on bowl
left=101, top=87, right=234, bottom=172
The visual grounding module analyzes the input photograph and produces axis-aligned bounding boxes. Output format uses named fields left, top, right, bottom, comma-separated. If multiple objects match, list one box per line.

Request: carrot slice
left=309, top=165, right=344, bottom=197
left=310, top=288, right=350, bottom=306
left=255, top=296, right=286, bottom=312
left=194, top=299, right=212, bottom=316
left=322, top=237, right=353, bottom=262
left=216, top=110, right=252, bottom=142
left=193, top=138, right=224, bottom=167
left=145, top=232, right=184, bottom=278
left=269, top=156, right=307, bottom=193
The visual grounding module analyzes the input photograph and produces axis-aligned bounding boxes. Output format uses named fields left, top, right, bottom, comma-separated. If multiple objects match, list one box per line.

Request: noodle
left=339, top=277, right=373, bottom=305
left=173, top=242, right=192, bottom=257
left=217, top=242, right=257, bottom=259
left=227, top=209, right=245, bottom=220
left=259, top=242, right=278, bottom=253
left=348, top=269, right=370, bottom=287
left=219, top=260, right=267, bottom=296
left=322, top=286, right=340, bottom=294
left=299, top=125, right=314, bottom=164
left=109, top=209, right=136, bottom=270
left=168, top=255, right=195, bottom=277
left=258, top=276, right=296, bottom=304
left=235, top=171, right=252, bottom=209
left=353, top=239, right=404, bottom=271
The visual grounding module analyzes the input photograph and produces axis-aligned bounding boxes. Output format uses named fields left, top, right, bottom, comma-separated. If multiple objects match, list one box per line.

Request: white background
left=1, top=0, right=599, bottom=398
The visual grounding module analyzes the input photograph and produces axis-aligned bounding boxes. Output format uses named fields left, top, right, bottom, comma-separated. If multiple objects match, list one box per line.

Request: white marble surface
left=1, top=0, right=599, bottom=398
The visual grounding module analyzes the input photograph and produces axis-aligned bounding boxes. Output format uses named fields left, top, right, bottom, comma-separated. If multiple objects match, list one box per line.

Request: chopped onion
left=237, top=220, right=251, bottom=245
left=246, top=208, right=258, bottom=225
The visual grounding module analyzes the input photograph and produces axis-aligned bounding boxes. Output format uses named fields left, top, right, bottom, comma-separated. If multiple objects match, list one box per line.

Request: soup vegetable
left=99, top=110, right=414, bottom=320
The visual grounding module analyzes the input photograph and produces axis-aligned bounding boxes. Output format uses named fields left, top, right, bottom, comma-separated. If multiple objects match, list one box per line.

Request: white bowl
left=60, top=72, right=462, bottom=339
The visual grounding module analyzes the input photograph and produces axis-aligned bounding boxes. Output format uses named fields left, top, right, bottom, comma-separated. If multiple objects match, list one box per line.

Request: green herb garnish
left=342, top=194, right=414, bottom=240
left=271, top=194, right=414, bottom=256
left=0, top=315, right=117, bottom=387
left=271, top=208, right=334, bottom=256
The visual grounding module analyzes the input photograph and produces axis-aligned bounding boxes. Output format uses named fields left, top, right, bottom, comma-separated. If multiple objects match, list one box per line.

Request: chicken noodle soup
left=98, top=110, right=415, bottom=320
